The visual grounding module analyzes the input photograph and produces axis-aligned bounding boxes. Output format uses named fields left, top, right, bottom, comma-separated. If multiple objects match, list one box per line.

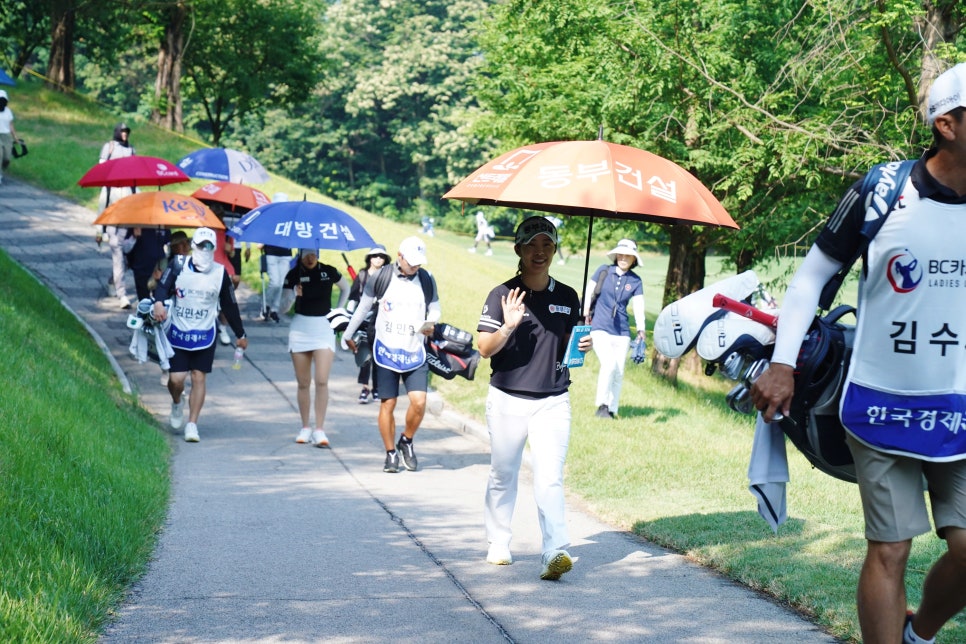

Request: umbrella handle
left=712, top=294, right=778, bottom=328
left=341, top=252, right=358, bottom=280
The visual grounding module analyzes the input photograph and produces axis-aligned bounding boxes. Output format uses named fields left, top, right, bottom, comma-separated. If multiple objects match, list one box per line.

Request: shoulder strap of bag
left=818, top=159, right=915, bottom=310
left=373, top=265, right=433, bottom=310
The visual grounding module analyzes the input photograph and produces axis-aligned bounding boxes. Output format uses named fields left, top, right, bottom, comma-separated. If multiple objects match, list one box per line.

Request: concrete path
left=0, top=178, right=838, bottom=643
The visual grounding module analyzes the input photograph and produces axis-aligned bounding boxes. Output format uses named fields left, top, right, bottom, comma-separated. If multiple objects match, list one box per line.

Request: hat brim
left=607, top=247, right=641, bottom=264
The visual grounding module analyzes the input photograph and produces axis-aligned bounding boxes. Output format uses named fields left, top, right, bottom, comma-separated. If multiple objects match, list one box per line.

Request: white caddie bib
left=372, top=273, right=427, bottom=372
left=841, top=179, right=966, bottom=460
left=167, top=264, right=224, bottom=350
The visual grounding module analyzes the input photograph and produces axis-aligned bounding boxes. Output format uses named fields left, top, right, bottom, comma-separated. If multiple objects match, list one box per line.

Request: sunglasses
left=193, top=241, right=215, bottom=251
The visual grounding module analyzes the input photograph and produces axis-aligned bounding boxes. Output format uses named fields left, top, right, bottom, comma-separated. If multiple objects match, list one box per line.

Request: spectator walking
left=343, top=237, right=440, bottom=473
left=0, top=89, right=19, bottom=185
left=469, top=210, right=494, bottom=255
left=346, top=245, right=392, bottom=404
left=126, top=227, right=171, bottom=302
left=152, top=227, right=247, bottom=443
left=96, top=123, right=136, bottom=309
left=476, top=216, right=591, bottom=581
left=582, top=239, right=646, bottom=419
left=751, top=63, right=966, bottom=644
left=284, top=248, right=349, bottom=446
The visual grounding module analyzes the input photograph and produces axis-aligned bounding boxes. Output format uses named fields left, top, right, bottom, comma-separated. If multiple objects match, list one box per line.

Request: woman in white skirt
left=283, top=248, right=350, bottom=446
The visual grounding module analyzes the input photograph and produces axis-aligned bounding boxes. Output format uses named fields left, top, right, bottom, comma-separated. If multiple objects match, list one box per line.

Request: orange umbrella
left=78, top=155, right=190, bottom=188
left=92, top=192, right=225, bottom=229
left=191, top=181, right=271, bottom=214
left=443, top=138, right=738, bottom=295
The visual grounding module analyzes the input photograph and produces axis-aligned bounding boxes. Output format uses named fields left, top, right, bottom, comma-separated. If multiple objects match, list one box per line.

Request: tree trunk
left=651, top=225, right=709, bottom=383
left=916, top=2, right=959, bottom=119
left=47, top=0, right=76, bottom=91
left=152, top=2, right=187, bottom=132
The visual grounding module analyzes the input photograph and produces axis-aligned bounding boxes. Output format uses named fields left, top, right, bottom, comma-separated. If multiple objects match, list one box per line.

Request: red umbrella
left=443, top=138, right=739, bottom=294
left=92, top=192, right=225, bottom=229
left=191, top=181, right=271, bottom=214
left=78, top=155, right=190, bottom=188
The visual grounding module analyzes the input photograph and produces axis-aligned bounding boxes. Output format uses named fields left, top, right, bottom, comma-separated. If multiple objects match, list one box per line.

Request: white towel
left=128, top=325, right=174, bottom=371
left=747, top=414, right=789, bottom=533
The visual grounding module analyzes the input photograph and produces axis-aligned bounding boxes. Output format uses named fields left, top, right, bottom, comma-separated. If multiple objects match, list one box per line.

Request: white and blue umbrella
left=176, top=147, right=270, bottom=184
left=0, top=69, right=15, bottom=86
left=228, top=200, right=375, bottom=251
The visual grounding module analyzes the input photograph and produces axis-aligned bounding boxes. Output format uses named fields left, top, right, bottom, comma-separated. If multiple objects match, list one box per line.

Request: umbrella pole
left=580, top=215, right=594, bottom=311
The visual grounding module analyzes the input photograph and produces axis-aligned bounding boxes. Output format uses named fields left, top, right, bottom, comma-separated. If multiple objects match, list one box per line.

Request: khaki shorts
left=847, top=434, right=966, bottom=542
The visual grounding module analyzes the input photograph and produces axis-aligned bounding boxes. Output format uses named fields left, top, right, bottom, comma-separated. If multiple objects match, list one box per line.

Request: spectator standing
left=97, top=123, right=136, bottom=309
left=476, top=216, right=591, bottom=580
left=152, top=227, right=247, bottom=443
left=346, top=245, right=392, bottom=404
left=0, top=89, right=19, bottom=185
left=751, top=63, right=966, bottom=644
left=582, top=239, right=646, bottom=419
left=284, top=249, right=350, bottom=446
left=343, top=237, right=440, bottom=473
left=469, top=210, right=494, bottom=255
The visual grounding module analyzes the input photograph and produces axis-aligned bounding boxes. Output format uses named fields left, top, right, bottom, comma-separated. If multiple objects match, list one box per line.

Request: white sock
left=904, top=616, right=935, bottom=644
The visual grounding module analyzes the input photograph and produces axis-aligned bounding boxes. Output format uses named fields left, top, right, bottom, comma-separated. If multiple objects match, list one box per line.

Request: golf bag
left=425, top=323, right=479, bottom=380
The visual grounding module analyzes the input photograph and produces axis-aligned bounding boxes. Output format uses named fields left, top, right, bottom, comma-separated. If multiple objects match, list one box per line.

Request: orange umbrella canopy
left=78, top=155, right=190, bottom=188
left=191, top=181, right=271, bottom=213
left=92, top=192, right=225, bottom=229
left=443, top=139, right=738, bottom=229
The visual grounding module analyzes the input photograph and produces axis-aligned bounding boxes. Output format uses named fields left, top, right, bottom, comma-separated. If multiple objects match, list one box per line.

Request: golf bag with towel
left=425, top=323, right=480, bottom=381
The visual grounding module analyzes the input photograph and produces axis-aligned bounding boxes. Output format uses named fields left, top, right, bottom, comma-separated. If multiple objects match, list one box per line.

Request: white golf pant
left=591, top=330, right=630, bottom=413
left=106, top=225, right=128, bottom=300
left=484, top=386, right=570, bottom=554
left=264, top=255, right=290, bottom=312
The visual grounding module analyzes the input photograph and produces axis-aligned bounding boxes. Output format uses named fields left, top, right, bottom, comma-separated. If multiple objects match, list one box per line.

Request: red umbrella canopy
left=191, top=181, right=271, bottom=213
left=92, top=192, right=225, bottom=229
left=442, top=140, right=738, bottom=229
left=78, top=155, right=190, bottom=188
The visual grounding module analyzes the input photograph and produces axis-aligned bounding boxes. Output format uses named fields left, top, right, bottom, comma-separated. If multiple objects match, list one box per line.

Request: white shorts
left=288, top=314, right=335, bottom=353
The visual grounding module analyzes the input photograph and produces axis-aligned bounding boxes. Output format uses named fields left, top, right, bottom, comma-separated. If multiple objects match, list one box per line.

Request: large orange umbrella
left=443, top=139, right=738, bottom=295
left=92, top=192, right=225, bottom=229
left=191, top=181, right=271, bottom=214
left=78, top=155, right=190, bottom=188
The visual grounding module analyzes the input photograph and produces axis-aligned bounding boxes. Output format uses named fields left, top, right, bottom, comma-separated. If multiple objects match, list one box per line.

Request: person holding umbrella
left=0, top=89, right=19, bottom=185
left=97, top=123, right=136, bottom=308
left=582, top=239, right=646, bottom=420
left=151, top=227, right=248, bottom=443
left=284, top=248, right=350, bottom=447
left=476, top=216, right=592, bottom=580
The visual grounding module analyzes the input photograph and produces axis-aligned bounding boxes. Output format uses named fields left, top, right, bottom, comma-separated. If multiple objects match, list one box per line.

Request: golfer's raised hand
left=501, top=287, right=526, bottom=330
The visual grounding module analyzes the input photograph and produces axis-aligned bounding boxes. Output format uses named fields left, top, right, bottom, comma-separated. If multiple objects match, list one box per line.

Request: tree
left=151, top=0, right=188, bottom=132
left=0, top=1, right=49, bottom=76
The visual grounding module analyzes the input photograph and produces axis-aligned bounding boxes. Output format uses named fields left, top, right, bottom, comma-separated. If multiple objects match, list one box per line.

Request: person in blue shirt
left=582, top=239, right=645, bottom=419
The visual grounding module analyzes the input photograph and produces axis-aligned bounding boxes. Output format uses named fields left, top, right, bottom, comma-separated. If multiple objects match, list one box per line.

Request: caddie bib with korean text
left=167, top=264, right=224, bottom=351
left=841, top=180, right=966, bottom=460
left=372, top=273, right=427, bottom=372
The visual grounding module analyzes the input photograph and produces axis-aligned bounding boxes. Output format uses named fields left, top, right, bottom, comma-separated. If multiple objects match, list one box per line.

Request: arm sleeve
left=425, top=275, right=441, bottom=323
left=630, top=294, right=645, bottom=333
left=152, top=258, right=180, bottom=301
left=335, top=276, right=351, bottom=309
left=344, top=292, right=375, bottom=337
left=219, top=271, right=246, bottom=339
left=583, top=279, right=597, bottom=316
left=770, top=246, right=844, bottom=366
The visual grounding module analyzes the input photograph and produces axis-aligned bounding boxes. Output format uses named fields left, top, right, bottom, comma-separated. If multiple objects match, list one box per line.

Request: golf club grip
left=712, top=294, right=778, bottom=328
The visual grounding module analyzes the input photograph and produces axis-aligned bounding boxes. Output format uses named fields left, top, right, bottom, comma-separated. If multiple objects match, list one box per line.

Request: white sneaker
left=296, top=428, right=312, bottom=444
left=486, top=544, right=513, bottom=565
left=184, top=422, right=200, bottom=442
left=218, top=326, right=231, bottom=345
left=467, top=247, right=476, bottom=253
left=485, top=249, right=493, bottom=256
left=119, top=296, right=132, bottom=309
left=169, top=401, right=185, bottom=429
left=312, top=430, right=330, bottom=447
left=540, top=549, right=573, bottom=581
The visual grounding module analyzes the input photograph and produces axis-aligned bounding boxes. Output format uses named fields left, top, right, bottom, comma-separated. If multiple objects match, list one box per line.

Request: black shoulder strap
left=372, top=265, right=434, bottom=313
left=592, top=265, right=609, bottom=300
left=818, top=159, right=915, bottom=310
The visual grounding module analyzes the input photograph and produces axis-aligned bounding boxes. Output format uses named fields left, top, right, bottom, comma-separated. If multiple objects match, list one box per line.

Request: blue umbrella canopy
left=176, top=147, right=269, bottom=183
left=0, top=69, right=15, bottom=86
left=228, top=200, right=375, bottom=251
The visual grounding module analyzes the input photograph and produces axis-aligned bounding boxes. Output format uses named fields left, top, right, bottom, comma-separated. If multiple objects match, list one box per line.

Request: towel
left=748, top=414, right=789, bottom=533
left=128, top=324, right=175, bottom=370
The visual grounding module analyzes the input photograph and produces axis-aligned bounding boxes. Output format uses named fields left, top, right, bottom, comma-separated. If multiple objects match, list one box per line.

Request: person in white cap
left=582, top=238, right=646, bottom=419
left=752, top=63, right=966, bottom=644
left=343, top=236, right=441, bottom=473
left=346, top=245, right=392, bottom=404
left=0, top=89, right=19, bottom=185
left=151, top=227, right=248, bottom=443
left=476, top=216, right=592, bottom=581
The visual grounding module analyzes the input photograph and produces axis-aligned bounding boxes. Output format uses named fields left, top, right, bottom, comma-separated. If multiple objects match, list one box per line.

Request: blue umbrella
left=0, top=69, right=14, bottom=86
left=228, top=200, right=375, bottom=251
left=176, top=147, right=269, bottom=183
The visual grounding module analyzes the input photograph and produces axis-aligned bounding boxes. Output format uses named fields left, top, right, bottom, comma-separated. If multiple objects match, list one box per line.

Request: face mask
left=192, top=248, right=214, bottom=272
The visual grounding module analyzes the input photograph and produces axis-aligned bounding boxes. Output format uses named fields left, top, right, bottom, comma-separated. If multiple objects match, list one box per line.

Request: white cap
left=606, top=239, right=641, bottom=265
left=398, top=236, right=428, bottom=265
left=192, top=227, right=218, bottom=247
left=927, top=63, right=966, bottom=126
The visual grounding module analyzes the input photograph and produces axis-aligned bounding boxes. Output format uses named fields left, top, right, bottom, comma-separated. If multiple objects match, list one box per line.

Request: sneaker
left=256, top=309, right=269, bottom=322
left=540, top=550, right=573, bottom=581
left=372, top=391, right=380, bottom=402
left=485, top=249, right=493, bottom=256
left=486, top=544, right=513, bottom=565
left=468, top=247, right=476, bottom=253
left=269, top=311, right=280, bottom=323
left=595, top=404, right=612, bottom=419
left=119, top=296, right=132, bottom=309
left=169, top=401, right=185, bottom=429
left=160, top=370, right=169, bottom=387
left=184, top=422, right=200, bottom=443
left=396, top=437, right=417, bottom=471
left=218, top=326, right=231, bottom=345
left=384, top=450, right=400, bottom=473
left=358, top=388, right=371, bottom=404
left=312, top=430, right=330, bottom=447
left=296, top=428, right=313, bottom=444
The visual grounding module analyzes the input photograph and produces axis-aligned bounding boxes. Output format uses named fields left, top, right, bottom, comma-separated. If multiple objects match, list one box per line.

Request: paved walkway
left=0, top=178, right=838, bottom=643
